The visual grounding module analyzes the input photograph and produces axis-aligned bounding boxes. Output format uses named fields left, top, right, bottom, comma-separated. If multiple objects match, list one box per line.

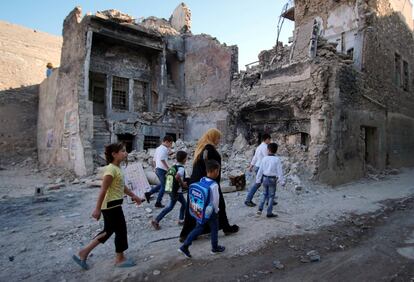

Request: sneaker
left=154, top=202, right=165, bottom=208
left=244, top=201, right=256, bottom=207
left=144, top=192, right=151, bottom=203
left=211, top=245, right=225, bottom=254
left=177, top=220, right=184, bottom=226
left=256, top=210, right=262, bottom=216
left=266, top=213, right=278, bottom=218
left=151, top=220, right=160, bottom=230
left=178, top=246, right=192, bottom=258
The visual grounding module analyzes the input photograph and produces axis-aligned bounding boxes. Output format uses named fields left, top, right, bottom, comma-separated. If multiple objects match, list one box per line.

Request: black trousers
left=96, top=206, right=128, bottom=253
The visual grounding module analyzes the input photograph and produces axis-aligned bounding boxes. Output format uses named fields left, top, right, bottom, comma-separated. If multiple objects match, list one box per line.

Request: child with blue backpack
left=151, top=151, right=188, bottom=230
left=178, top=160, right=225, bottom=258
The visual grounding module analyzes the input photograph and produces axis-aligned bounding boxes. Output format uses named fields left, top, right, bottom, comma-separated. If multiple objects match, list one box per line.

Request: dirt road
left=0, top=167, right=413, bottom=281
left=147, top=197, right=414, bottom=282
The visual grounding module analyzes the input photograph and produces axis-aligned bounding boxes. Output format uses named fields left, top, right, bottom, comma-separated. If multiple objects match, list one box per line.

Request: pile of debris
left=122, top=134, right=305, bottom=191
left=95, top=9, right=135, bottom=24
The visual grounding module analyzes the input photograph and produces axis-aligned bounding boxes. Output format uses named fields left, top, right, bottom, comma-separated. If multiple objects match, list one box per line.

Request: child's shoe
left=178, top=245, right=192, bottom=258
left=244, top=201, right=256, bottom=207
left=151, top=220, right=160, bottom=230
left=256, top=210, right=262, bottom=217
left=211, top=245, right=226, bottom=254
left=144, top=192, right=151, bottom=203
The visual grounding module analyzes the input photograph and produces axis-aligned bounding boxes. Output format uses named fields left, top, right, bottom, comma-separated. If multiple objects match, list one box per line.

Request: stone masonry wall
left=362, top=0, right=414, bottom=167
left=0, top=21, right=62, bottom=164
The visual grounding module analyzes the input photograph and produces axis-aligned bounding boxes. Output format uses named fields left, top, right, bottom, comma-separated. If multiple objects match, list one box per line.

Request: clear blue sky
left=0, top=0, right=294, bottom=69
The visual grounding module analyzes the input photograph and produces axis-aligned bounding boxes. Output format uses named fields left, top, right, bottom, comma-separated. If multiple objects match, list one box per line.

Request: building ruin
left=35, top=1, right=414, bottom=185
left=37, top=4, right=237, bottom=176
left=229, top=0, right=414, bottom=185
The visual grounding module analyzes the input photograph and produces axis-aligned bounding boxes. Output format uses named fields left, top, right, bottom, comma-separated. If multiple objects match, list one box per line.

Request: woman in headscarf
left=179, top=128, right=239, bottom=242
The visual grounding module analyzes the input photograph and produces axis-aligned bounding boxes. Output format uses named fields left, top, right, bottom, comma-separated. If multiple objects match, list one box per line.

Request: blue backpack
left=188, top=177, right=215, bottom=224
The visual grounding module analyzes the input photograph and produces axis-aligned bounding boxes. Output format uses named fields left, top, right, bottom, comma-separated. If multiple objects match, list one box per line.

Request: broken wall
left=184, top=35, right=232, bottom=105
left=38, top=7, right=92, bottom=175
left=183, top=34, right=234, bottom=141
left=0, top=21, right=62, bottom=163
left=229, top=59, right=332, bottom=181
left=291, top=0, right=365, bottom=68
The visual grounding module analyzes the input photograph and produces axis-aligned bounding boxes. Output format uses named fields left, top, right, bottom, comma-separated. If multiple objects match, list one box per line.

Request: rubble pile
left=121, top=135, right=305, bottom=190
left=140, top=17, right=180, bottom=36
left=95, top=9, right=135, bottom=24
left=316, top=38, right=353, bottom=64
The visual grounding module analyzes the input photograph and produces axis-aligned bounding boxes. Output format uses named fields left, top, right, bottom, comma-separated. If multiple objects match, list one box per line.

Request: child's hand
left=132, top=195, right=143, bottom=205
left=92, top=208, right=101, bottom=220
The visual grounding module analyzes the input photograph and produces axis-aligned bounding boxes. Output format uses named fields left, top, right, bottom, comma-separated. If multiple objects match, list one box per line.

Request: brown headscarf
left=193, top=128, right=222, bottom=162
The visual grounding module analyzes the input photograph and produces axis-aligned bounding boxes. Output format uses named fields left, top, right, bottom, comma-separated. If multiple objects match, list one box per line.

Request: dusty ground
left=0, top=167, right=413, bottom=281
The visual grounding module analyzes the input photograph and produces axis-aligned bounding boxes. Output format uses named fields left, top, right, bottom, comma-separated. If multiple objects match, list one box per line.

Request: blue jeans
left=245, top=166, right=261, bottom=202
left=155, top=193, right=186, bottom=222
left=183, top=212, right=218, bottom=249
left=148, top=168, right=167, bottom=204
left=258, top=176, right=277, bottom=215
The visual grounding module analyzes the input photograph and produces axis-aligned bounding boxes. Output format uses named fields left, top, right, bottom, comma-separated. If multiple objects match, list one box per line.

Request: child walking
left=178, top=160, right=225, bottom=258
left=151, top=151, right=188, bottom=230
left=255, top=143, right=285, bottom=218
left=72, top=142, right=143, bottom=270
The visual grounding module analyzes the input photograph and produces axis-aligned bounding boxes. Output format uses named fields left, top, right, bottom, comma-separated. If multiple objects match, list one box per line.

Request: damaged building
left=229, top=0, right=414, bottom=185
left=37, top=1, right=414, bottom=186
left=38, top=4, right=237, bottom=176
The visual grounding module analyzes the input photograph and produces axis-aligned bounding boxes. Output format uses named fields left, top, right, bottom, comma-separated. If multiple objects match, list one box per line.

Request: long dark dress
left=180, top=144, right=237, bottom=240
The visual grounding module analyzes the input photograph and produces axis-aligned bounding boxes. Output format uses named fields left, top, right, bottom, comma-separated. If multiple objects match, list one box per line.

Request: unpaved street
left=1, top=167, right=414, bottom=281
left=149, top=197, right=414, bottom=282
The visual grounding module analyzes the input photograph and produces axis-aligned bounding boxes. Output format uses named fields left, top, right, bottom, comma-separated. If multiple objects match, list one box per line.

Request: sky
left=0, top=0, right=295, bottom=69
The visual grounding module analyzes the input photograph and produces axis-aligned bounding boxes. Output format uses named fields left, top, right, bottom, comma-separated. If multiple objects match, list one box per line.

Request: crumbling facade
left=229, top=0, right=414, bottom=185
left=38, top=4, right=237, bottom=175
left=37, top=1, right=414, bottom=185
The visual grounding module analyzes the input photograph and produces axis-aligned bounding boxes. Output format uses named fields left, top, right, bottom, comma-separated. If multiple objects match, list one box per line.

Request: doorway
left=361, top=126, right=378, bottom=167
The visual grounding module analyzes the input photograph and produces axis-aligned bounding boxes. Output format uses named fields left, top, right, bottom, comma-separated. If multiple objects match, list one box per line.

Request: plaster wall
left=184, top=35, right=232, bottom=105
left=184, top=110, right=228, bottom=141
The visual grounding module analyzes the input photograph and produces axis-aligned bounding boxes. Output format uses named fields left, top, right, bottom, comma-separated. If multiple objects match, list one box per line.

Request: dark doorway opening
left=89, top=72, right=106, bottom=116
left=117, top=134, right=134, bottom=153
left=361, top=126, right=378, bottom=167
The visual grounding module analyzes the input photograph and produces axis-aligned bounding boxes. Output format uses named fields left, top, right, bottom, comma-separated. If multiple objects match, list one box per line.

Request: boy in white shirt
left=145, top=135, right=173, bottom=208
left=178, top=160, right=225, bottom=258
left=256, top=143, right=285, bottom=218
left=245, top=133, right=271, bottom=207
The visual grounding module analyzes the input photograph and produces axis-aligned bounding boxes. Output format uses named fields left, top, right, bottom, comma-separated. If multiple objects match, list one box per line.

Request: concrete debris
left=141, top=17, right=179, bottom=36
left=95, top=9, right=135, bottom=24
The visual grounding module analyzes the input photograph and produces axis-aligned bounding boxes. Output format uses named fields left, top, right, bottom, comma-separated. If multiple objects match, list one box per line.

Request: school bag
left=164, top=165, right=184, bottom=194
left=188, top=177, right=215, bottom=224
